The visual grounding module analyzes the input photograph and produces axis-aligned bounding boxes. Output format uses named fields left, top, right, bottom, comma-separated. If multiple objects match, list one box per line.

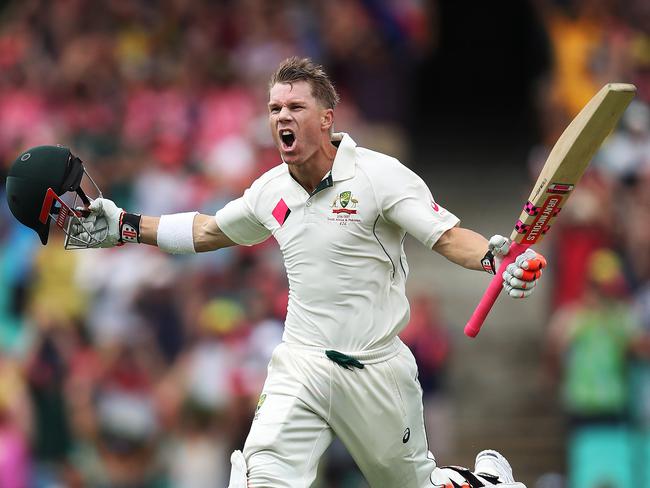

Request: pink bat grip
left=464, top=241, right=531, bottom=338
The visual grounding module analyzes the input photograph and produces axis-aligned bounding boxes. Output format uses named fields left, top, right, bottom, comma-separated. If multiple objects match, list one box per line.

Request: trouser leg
left=243, top=344, right=334, bottom=488
left=244, top=393, right=333, bottom=487
left=328, top=344, right=437, bottom=487
left=327, top=343, right=527, bottom=488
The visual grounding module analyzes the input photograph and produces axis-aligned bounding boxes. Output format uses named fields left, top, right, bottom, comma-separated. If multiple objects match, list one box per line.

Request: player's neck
left=289, top=138, right=337, bottom=194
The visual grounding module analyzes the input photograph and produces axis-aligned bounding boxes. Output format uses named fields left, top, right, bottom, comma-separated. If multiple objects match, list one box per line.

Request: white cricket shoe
left=434, top=449, right=526, bottom=487
left=474, top=450, right=516, bottom=483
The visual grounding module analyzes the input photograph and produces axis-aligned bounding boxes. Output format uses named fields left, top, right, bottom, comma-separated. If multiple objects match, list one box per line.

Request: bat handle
left=464, top=241, right=531, bottom=338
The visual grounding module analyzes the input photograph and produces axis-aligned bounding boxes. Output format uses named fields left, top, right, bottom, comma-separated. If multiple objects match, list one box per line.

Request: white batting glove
left=502, top=248, right=547, bottom=299
left=488, top=234, right=510, bottom=269
left=487, top=235, right=547, bottom=299
left=70, top=198, right=123, bottom=248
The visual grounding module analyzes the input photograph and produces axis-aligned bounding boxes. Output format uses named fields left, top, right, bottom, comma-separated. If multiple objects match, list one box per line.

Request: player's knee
left=373, top=443, right=412, bottom=469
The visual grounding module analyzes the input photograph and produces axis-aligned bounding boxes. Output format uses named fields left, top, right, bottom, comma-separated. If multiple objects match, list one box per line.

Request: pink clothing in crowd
left=0, top=426, right=29, bottom=488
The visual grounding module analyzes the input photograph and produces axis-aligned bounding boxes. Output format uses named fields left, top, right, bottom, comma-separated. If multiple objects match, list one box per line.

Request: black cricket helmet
left=5, top=145, right=103, bottom=248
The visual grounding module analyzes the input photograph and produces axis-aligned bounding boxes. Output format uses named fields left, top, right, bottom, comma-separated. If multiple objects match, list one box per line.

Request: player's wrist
left=156, top=212, right=198, bottom=254
left=119, top=212, right=142, bottom=244
left=480, top=250, right=496, bottom=274
left=483, top=234, right=511, bottom=274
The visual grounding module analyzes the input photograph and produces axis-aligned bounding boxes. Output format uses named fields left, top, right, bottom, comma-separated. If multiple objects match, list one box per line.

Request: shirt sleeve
left=379, top=162, right=460, bottom=248
left=214, top=185, right=272, bottom=246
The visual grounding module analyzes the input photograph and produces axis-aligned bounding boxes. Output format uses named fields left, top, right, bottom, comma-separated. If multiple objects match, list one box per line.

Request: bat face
left=465, top=82, right=635, bottom=338
left=511, top=83, right=636, bottom=245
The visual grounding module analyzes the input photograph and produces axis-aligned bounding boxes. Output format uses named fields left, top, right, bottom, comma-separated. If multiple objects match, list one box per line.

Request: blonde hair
left=269, top=57, right=340, bottom=109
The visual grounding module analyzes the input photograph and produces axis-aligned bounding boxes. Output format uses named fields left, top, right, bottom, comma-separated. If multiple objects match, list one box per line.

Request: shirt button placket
left=304, top=198, right=317, bottom=222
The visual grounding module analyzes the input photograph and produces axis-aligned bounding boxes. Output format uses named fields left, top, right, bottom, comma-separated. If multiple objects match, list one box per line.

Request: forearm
left=137, top=213, right=236, bottom=252
left=71, top=198, right=239, bottom=252
left=139, top=216, right=160, bottom=246
left=432, top=226, right=488, bottom=271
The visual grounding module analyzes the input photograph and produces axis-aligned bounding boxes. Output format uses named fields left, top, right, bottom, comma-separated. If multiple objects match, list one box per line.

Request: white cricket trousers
left=243, top=338, right=439, bottom=487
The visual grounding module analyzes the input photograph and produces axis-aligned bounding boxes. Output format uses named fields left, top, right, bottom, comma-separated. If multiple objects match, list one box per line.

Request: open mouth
left=279, top=129, right=296, bottom=150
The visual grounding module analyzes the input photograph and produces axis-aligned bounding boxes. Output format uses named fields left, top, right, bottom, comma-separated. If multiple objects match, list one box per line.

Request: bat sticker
left=524, top=195, right=563, bottom=243
left=547, top=183, right=575, bottom=194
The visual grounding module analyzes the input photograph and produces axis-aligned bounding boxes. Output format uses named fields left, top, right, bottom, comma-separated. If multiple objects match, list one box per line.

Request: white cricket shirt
left=215, top=133, right=459, bottom=352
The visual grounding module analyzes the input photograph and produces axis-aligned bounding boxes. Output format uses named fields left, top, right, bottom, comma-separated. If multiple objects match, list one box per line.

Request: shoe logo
left=402, top=428, right=410, bottom=443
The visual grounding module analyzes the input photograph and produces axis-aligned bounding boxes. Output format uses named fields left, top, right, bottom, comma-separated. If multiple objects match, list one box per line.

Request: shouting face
left=268, top=81, right=332, bottom=167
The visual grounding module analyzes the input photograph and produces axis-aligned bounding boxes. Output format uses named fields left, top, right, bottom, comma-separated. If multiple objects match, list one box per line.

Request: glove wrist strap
left=119, top=212, right=141, bottom=244
left=481, top=250, right=496, bottom=274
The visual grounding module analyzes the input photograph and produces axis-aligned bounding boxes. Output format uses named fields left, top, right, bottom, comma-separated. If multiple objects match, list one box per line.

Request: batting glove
left=488, top=235, right=547, bottom=299
left=481, top=234, right=510, bottom=273
left=71, top=198, right=123, bottom=248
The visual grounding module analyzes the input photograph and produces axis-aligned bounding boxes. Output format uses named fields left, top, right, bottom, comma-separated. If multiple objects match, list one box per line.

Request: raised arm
left=139, top=213, right=237, bottom=252
left=71, top=198, right=237, bottom=253
left=432, top=226, right=488, bottom=271
left=433, top=226, right=547, bottom=299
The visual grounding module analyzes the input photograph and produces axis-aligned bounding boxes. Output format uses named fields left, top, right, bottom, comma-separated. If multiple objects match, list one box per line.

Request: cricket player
left=67, top=58, right=544, bottom=487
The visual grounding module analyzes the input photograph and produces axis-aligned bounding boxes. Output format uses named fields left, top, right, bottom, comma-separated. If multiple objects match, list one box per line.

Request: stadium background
left=0, top=0, right=648, bottom=486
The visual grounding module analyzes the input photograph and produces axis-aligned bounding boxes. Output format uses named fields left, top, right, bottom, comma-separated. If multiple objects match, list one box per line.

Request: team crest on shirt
left=329, top=191, right=361, bottom=225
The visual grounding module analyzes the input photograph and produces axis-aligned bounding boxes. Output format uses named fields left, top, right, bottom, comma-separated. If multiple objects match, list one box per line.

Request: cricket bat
left=464, top=83, right=636, bottom=338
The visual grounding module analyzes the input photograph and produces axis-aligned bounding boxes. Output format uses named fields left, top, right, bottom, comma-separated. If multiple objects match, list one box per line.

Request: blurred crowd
left=0, top=0, right=441, bottom=487
left=533, top=0, right=650, bottom=486
left=0, top=0, right=647, bottom=487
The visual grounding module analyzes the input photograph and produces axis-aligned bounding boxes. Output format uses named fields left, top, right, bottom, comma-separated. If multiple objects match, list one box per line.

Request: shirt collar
left=330, top=132, right=356, bottom=182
